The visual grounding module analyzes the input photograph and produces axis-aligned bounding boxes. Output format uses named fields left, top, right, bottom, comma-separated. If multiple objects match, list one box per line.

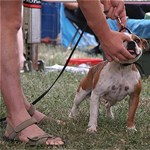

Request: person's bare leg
left=18, top=6, right=25, bottom=70
left=17, top=8, right=61, bottom=124
left=17, top=27, right=25, bottom=70
left=0, top=0, right=63, bottom=145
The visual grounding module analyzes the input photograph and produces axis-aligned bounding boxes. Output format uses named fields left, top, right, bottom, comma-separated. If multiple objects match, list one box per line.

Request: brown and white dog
left=69, top=33, right=149, bottom=133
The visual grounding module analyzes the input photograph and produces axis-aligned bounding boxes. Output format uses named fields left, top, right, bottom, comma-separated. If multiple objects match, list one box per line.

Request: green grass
left=0, top=44, right=150, bottom=150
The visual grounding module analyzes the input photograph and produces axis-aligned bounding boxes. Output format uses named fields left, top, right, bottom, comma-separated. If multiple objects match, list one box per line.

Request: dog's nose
left=127, top=41, right=136, bottom=50
left=127, top=41, right=137, bottom=55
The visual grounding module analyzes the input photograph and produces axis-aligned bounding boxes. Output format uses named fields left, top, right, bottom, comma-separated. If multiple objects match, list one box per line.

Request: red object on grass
left=68, top=58, right=103, bottom=66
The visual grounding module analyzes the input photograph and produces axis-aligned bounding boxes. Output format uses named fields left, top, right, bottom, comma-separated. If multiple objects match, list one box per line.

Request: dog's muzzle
left=120, top=41, right=142, bottom=65
left=127, top=41, right=141, bottom=57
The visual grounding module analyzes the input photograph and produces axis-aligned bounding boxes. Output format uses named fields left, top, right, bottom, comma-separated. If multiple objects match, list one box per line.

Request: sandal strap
left=8, top=117, right=37, bottom=140
left=28, top=104, right=35, bottom=116
left=28, top=134, right=54, bottom=141
left=27, top=134, right=55, bottom=146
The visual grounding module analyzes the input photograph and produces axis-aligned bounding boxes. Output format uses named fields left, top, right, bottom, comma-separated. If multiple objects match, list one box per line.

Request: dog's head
left=120, top=33, right=149, bottom=65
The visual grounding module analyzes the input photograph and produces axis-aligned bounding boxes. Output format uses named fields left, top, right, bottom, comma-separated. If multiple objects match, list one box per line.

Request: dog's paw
left=127, top=126, right=137, bottom=132
left=86, top=126, right=97, bottom=133
left=106, top=112, right=114, bottom=119
left=68, top=112, right=74, bottom=118
left=105, top=106, right=114, bottom=119
left=68, top=107, right=79, bottom=118
left=68, top=111, right=77, bottom=118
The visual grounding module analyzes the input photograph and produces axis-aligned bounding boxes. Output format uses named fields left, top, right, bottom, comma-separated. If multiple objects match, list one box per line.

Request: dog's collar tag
left=117, top=17, right=132, bottom=34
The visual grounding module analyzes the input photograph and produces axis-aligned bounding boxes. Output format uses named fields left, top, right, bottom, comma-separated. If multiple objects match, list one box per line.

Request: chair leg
left=67, top=28, right=80, bottom=50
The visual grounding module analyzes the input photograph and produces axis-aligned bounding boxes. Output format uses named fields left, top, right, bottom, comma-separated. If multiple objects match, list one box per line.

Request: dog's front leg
left=87, top=91, right=100, bottom=133
left=127, top=80, right=141, bottom=131
left=127, top=94, right=140, bottom=131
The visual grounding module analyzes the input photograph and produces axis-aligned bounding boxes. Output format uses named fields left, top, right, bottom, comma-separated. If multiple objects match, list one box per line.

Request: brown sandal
left=4, top=118, right=37, bottom=141
left=4, top=118, right=64, bottom=146
left=27, top=133, right=64, bottom=146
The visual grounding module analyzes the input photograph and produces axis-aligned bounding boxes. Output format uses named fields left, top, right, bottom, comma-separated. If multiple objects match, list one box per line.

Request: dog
left=69, top=33, right=149, bottom=133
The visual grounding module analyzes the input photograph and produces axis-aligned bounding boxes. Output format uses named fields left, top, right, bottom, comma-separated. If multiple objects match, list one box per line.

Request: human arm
left=101, top=0, right=127, bottom=29
left=77, top=0, right=134, bottom=61
left=63, top=2, right=78, bottom=10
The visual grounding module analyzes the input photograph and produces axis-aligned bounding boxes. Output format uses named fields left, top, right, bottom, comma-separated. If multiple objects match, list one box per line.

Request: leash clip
left=117, top=17, right=132, bottom=34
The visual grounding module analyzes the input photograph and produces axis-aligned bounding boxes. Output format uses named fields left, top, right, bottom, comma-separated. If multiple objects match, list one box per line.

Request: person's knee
left=1, top=1, right=22, bottom=31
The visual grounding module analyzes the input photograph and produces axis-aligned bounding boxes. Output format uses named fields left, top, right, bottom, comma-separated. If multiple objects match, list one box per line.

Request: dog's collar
left=119, top=25, right=132, bottom=34
left=122, top=63, right=132, bottom=66
left=120, top=50, right=142, bottom=67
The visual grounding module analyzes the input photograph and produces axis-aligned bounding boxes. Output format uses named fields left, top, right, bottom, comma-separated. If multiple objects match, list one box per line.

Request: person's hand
left=99, top=30, right=134, bottom=62
left=100, top=0, right=111, bottom=14
left=101, top=0, right=126, bottom=29
left=110, top=0, right=126, bottom=29
left=110, top=0, right=126, bottom=21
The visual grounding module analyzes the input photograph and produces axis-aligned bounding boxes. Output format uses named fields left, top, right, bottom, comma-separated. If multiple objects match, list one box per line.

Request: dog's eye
left=134, top=39, right=140, bottom=44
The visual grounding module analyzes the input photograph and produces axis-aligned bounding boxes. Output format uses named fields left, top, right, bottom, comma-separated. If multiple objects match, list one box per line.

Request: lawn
left=0, top=44, right=150, bottom=150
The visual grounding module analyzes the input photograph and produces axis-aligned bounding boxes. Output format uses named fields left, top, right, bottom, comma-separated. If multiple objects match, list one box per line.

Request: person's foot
left=41, top=37, right=51, bottom=43
left=5, top=116, right=64, bottom=146
left=27, top=104, right=65, bottom=125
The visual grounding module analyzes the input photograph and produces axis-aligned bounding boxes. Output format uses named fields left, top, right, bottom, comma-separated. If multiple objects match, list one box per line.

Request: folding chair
left=64, top=7, right=100, bottom=54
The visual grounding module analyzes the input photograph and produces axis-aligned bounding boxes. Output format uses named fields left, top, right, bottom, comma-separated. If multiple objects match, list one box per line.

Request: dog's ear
left=141, top=39, right=149, bottom=52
